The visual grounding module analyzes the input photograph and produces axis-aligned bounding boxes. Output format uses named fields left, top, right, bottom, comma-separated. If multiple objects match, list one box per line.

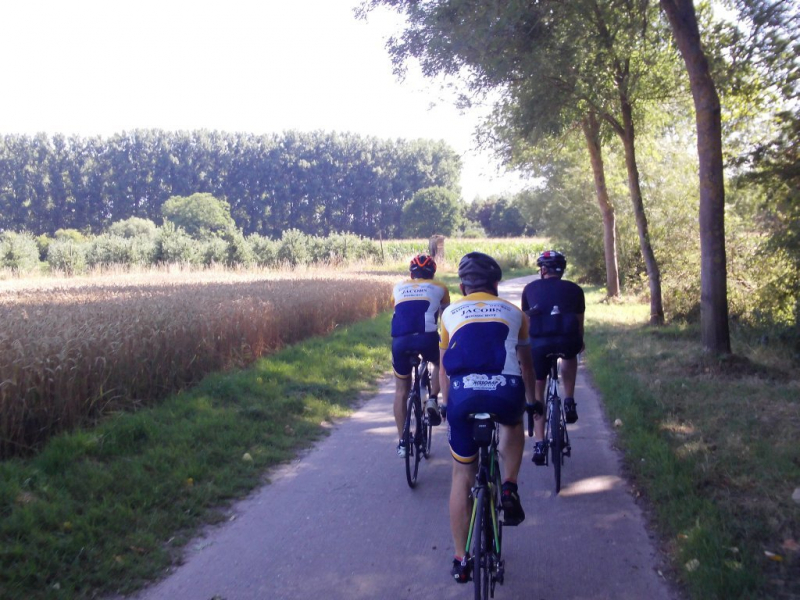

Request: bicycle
left=402, top=354, right=433, bottom=488
left=528, top=353, right=572, bottom=494
left=464, top=412, right=505, bottom=599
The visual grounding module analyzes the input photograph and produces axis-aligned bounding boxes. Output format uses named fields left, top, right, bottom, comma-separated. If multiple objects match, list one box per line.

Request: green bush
left=201, top=237, right=229, bottom=266
left=155, top=223, right=202, bottom=265
left=0, top=231, right=41, bottom=273
left=47, top=240, right=88, bottom=275
left=277, top=229, right=311, bottom=266
left=248, top=235, right=279, bottom=267
left=54, top=228, right=86, bottom=243
left=457, top=219, right=487, bottom=238
left=310, top=233, right=380, bottom=264
left=108, top=217, right=158, bottom=239
left=35, top=234, right=51, bottom=261
left=222, top=229, right=255, bottom=267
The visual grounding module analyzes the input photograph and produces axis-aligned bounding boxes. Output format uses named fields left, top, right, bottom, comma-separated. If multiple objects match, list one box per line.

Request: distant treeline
left=0, top=130, right=461, bottom=238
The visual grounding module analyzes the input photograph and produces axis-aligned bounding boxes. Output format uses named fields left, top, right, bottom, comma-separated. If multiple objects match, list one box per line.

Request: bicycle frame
left=544, top=355, right=571, bottom=493
left=464, top=413, right=504, bottom=598
left=403, top=355, right=432, bottom=488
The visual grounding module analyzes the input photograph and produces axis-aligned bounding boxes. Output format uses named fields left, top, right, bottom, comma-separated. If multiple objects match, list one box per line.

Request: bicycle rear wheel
left=472, top=488, right=490, bottom=600
left=404, top=393, right=421, bottom=488
left=549, top=399, right=562, bottom=494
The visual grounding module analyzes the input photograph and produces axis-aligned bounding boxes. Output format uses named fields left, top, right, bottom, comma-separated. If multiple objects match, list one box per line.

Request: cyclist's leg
left=492, top=383, right=526, bottom=525
left=561, top=356, right=577, bottom=397
left=394, top=375, right=411, bottom=438
left=391, top=337, right=414, bottom=439
left=529, top=342, right=549, bottom=442
left=430, top=362, right=441, bottom=397
left=419, top=333, right=442, bottom=425
left=498, top=422, right=524, bottom=482
left=450, top=460, right=478, bottom=559
left=447, top=380, right=480, bottom=561
left=558, top=336, right=582, bottom=423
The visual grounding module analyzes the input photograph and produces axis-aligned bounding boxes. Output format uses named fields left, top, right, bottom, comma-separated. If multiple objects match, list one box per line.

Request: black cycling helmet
left=409, top=254, right=436, bottom=278
left=458, top=252, right=502, bottom=287
left=537, top=250, right=567, bottom=273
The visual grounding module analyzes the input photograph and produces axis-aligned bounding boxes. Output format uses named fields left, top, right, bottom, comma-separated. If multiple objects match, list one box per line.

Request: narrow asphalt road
left=127, top=275, right=681, bottom=600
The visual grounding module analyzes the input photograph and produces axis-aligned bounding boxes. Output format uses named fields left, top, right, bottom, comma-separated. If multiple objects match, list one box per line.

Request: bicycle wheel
left=549, top=398, right=562, bottom=494
left=404, top=393, right=420, bottom=488
left=422, top=413, right=433, bottom=458
left=420, top=361, right=432, bottom=396
left=489, top=453, right=504, bottom=592
left=471, top=488, right=490, bottom=600
left=420, top=363, right=434, bottom=458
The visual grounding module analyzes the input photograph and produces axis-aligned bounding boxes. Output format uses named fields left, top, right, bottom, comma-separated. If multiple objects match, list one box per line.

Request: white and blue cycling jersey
left=439, top=292, right=530, bottom=377
left=391, top=279, right=450, bottom=338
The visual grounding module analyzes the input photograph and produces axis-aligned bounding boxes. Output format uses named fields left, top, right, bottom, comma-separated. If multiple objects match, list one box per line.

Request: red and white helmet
left=409, top=254, right=436, bottom=278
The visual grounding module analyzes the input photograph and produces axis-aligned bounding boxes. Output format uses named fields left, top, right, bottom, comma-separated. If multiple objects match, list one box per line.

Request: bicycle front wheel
left=472, top=488, right=490, bottom=600
left=404, top=393, right=420, bottom=488
left=550, top=400, right=562, bottom=494
left=423, top=411, right=433, bottom=458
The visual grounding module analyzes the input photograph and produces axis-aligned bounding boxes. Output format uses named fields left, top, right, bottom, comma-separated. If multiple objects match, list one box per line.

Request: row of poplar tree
left=0, top=129, right=461, bottom=239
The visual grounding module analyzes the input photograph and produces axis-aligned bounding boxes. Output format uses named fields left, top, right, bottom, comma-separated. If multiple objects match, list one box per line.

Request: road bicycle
left=528, top=353, right=572, bottom=494
left=464, top=413, right=505, bottom=599
left=402, top=354, right=433, bottom=488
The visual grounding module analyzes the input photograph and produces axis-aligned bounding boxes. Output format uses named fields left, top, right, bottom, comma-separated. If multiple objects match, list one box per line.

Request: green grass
left=0, top=313, right=393, bottom=600
left=583, top=288, right=800, bottom=600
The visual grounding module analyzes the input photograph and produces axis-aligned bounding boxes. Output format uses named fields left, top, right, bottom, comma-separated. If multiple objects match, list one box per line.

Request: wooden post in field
left=429, top=235, right=445, bottom=263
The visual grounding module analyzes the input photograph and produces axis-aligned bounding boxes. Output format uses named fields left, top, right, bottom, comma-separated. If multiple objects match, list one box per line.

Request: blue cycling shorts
left=392, top=332, right=439, bottom=378
left=446, top=373, right=525, bottom=463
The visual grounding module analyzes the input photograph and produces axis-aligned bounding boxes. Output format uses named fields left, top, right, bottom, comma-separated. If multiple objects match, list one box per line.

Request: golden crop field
left=0, top=267, right=395, bottom=457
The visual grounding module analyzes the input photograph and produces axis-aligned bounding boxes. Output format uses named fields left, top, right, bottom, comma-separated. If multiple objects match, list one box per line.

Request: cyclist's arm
left=517, top=345, right=536, bottom=406
left=439, top=347, right=449, bottom=406
left=578, top=313, right=585, bottom=352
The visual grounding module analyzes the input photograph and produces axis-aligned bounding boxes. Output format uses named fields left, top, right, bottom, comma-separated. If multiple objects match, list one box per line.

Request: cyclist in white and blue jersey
left=439, top=252, right=536, bottom=584
left=391, top=254, right=450, bottom=457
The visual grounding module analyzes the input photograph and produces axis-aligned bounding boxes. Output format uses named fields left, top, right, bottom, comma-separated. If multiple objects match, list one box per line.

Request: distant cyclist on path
left=391, top=254, right=450, bottom=458
left=439, top=252, right=536, bottom=583
left=521, top=250, right=586, bottom=465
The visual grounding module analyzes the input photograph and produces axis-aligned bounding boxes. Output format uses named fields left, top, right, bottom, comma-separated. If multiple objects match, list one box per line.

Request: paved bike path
left=128, top=275, right=681, bottom=600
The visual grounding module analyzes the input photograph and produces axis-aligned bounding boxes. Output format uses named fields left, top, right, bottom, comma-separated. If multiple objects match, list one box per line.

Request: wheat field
left=0, top=267, right=394, bottom=456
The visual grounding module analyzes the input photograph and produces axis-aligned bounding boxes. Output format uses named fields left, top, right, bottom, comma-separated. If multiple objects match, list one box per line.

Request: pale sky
left=0, top=0, right=529, bottom=201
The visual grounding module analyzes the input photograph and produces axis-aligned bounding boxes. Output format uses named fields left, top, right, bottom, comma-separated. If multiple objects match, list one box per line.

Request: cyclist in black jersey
left=521, top=250, right=585, bottom=465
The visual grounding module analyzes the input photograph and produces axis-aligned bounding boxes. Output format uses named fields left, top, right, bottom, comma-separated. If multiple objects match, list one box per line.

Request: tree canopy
left=0, top=130, right=462, bottom=239
left=401, top=186, right=462, bottom=236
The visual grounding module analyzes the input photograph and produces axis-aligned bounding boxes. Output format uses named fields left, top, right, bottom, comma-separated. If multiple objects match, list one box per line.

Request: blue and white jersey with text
left=391, top=278, right=450, bottom=337
left=439, top=292, right=530, bottom=377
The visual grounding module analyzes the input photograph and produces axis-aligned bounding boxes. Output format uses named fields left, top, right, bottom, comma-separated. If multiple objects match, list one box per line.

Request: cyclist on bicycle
left=391, top=254, right=450, bottom=458
left=521, top=250, right=585, bottom=466
left=439, top=252, right=536, bottom=583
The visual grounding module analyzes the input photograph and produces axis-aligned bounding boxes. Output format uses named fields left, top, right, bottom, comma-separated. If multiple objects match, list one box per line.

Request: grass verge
left=0, top=313, right=393, bottom=600
left=583, top=288, right=799, bottom=600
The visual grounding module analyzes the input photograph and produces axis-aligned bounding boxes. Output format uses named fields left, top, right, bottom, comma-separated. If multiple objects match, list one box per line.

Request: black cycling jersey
left=521, top=277, right=585, bottom=318
left=522, top=276, right=586, bottom=380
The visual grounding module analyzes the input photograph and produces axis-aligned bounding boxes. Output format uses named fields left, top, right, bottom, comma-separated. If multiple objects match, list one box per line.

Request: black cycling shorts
left=530, top=336, right=582, bottom=381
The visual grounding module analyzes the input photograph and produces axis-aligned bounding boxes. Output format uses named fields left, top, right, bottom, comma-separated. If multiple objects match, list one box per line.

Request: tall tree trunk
left=613, top=99, right=665, bottom=325
left=661, top=0, right=731, bottom=354
left=581, top=111, right=620, bottom=298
